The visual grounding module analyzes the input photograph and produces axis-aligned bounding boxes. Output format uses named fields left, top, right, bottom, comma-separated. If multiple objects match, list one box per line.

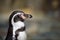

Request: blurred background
left=0, top=0, right=60, bottom=40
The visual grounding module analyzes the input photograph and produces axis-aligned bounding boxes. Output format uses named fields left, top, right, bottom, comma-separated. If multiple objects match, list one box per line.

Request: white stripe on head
left=11, top=12, right=23, bottom=24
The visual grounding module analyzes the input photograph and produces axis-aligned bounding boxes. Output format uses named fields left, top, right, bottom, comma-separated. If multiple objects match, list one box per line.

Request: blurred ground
left=0, top=0, right=60, bottom=40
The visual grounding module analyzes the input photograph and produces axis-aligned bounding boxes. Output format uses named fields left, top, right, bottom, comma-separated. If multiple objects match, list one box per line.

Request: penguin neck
left=12, top=21, right=25, bottom=37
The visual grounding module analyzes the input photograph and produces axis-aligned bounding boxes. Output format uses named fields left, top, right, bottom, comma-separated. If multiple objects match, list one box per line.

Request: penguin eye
left=17, top=15, right=20, bottom=18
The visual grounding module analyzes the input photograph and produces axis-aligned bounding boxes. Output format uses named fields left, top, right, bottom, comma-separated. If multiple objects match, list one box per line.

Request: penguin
left=5, top=11, right=32, bottom=40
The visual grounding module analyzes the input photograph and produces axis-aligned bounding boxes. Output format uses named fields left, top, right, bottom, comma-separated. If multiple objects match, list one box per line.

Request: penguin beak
left=21, top=14, right=32, bottom=19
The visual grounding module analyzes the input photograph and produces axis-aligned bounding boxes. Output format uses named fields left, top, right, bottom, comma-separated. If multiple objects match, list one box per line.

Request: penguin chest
left=18, top=31, right=27, bottom=40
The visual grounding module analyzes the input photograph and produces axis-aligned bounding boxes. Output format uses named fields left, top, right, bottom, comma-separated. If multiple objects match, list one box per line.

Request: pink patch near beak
left=21, top=15, right=27, bottom=19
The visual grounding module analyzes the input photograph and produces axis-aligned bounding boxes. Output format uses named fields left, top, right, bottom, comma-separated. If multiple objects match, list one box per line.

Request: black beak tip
left=29, top=15, right=32, bottom=18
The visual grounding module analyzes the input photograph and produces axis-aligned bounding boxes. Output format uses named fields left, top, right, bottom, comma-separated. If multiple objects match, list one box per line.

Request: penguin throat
left=12, top=21, right=25, bottom=35
left=12, top=21, right=25, bottom=40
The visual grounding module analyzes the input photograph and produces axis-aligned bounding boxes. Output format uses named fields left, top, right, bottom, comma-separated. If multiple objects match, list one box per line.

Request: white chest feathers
left=12, top=21, right=27, bottom=40
left=18, top=31, right=27, bottom=40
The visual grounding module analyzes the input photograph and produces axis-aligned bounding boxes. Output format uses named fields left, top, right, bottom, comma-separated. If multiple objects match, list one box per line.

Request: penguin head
left=9, top=11, right=32, bottom=23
